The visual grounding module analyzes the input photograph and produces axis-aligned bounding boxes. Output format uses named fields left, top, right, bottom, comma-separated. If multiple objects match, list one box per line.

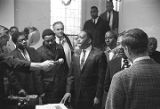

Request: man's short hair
left=12, top=32, right=25, bottom=44
left=91, top=6, right=98, bottom=11
left=9, top=26, right=19, bottom=32
left=52, top=21, right=64, bottom=28
left=82, top=30, right=93, bottom=41
left=105, top=30, right=118, bottom=40
left=121, top=28, right=148, bottom=55
left=42, top=29, right=55, bottom=39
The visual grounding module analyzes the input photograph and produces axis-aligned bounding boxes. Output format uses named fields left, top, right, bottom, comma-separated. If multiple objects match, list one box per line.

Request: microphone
left=54, top=58, right=64, bottom=64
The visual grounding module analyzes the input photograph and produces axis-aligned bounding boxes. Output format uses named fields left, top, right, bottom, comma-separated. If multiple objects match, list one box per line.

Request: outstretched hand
left=41, top=60, right=55, bottom=71
left=60, top=93, right=71, bottom=104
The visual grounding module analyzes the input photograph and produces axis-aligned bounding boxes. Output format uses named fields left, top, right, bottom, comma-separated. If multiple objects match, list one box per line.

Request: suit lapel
left=16, top=48, right=26, bottom=60
left=81, top=48, right=94, bottom=73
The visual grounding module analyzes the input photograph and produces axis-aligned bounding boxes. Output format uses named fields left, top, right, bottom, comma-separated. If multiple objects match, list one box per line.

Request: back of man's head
left=121, top=28, right=148, bottom=55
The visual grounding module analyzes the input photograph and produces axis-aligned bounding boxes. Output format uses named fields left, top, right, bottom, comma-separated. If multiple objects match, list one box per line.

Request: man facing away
left=105, top=28, right=160, bottom=109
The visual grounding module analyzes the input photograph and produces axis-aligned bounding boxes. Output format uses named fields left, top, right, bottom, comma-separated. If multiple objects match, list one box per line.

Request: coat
left=106, top=59, right=160, bottom=109
left=9, top=47, right=43, bottom=95
left=37, top=43, right=69, bottom=103
left=67, top=47, right=107, bottom=109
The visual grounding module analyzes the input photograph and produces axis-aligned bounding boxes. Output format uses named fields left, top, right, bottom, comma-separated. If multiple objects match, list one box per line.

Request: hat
left=42, top=29, right=55, bottom=39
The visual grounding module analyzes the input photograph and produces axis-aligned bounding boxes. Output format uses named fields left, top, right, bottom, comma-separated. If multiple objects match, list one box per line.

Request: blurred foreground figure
left=0, top=30, right=54, bottom=108
left=105, top=28, right=160, bottom=109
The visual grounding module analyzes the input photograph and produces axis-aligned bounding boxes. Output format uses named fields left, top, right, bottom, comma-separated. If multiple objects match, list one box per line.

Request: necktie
left=93, top=19, right=96, bottom=24
left=80, top=49, right=86, bottom=70
left=121, top=58, right=130, bottom=70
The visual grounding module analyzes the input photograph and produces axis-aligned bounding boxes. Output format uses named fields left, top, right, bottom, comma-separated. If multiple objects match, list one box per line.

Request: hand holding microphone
left=54, top=58, right=64, bottom=64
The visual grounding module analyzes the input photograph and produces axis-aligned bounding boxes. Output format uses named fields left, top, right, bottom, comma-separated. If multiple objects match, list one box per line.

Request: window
left=51, top=0, right=81, bottom=35
left=113, top=0, right=120, bottom=11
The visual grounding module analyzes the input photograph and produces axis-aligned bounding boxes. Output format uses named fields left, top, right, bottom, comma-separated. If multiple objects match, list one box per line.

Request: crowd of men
left=1, top=1, right=160, bottom=109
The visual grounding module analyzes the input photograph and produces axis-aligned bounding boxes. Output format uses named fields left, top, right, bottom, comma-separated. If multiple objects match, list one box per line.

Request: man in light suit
left=62, top=30, right=107, bottom=109
left=53, top=21, right=73, bottom=69
left=100, top=1, right=119, bottom=33
left=105, top=28, right=160, bottom=109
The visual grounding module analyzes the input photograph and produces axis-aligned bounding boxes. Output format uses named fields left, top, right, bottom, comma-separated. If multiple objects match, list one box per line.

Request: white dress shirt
left=56, top=36, right=72, bottom=68
left=92, top=17, right=99, bottom=24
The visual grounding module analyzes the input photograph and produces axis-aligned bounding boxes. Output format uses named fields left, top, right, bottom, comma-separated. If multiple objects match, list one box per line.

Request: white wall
left=14, top=0, right=50, bottom=48
left=0, top=0, right=14, bottom=28
left=119, top=0, right=160, bottom=50
left=81, top=0, right=106, bottom=29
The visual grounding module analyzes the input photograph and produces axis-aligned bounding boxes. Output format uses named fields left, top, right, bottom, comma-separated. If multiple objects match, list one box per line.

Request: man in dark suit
left=105, top=28, right=160, bottom=109
left=83, top=6, right=110, bottom=50
left=100, top=1, right=119, bottom=33
left=37, top=29, right=69, bottom=104
left=102, top=35, right=130, bottom=109
left=148, top=37, right=160, bottom=64
left=61, top=30, right=107, bottom=109
left=9, top=31, right=44, bottom=96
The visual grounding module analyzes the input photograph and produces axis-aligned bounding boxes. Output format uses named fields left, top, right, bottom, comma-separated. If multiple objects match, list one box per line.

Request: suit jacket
left=83, top=17, right=110, bottom=49
left=106, top=59, right=160, bottom=109
left=104, top=56, right=122, bottom=92
left=37, top=43, right=69, bottom=103
left=9, top=47, right=43, bottom=95
left=100, top=10, right=119, bottom=32
left=67, top=47, right=107, bottom=109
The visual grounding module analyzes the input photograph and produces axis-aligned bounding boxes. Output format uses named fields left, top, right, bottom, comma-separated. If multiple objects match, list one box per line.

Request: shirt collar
left=92, top=16, right=99, bottom=24
left=55, top=36, right=65, bottom=44
left=133, top=56, right=150, bottom=63
left=83, top=45, right=92, bottom=52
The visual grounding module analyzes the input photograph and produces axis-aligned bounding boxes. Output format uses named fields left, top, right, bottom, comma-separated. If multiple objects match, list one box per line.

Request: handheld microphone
left=54, top=58, right=64, bottom=64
